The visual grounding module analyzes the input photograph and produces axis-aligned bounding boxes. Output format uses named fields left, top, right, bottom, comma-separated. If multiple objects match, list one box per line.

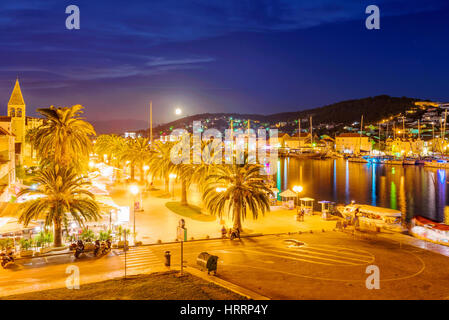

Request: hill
left=133, top=95, right=421, bottom=137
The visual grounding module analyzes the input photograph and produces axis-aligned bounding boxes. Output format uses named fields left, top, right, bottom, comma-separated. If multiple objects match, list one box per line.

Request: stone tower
left=7, top=79, right=26, bottom=149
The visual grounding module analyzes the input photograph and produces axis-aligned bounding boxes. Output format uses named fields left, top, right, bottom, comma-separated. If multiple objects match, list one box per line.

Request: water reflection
left=275, top=158, right=449, bottom=222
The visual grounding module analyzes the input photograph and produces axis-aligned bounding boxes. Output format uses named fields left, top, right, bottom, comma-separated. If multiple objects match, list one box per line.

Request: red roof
left=337, top=133, right=367, bottom=138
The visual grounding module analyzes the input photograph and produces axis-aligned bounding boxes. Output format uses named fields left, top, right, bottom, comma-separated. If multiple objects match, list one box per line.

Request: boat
left=403, top=158, right=416, bottom=165
left=336, top=203, right=404, bottom=232
left=424, top=159, right=449, bottom=169
left=410, top=216, right=449, bottom=246
left=384, top=159, right=403, bottom=165
left=347, top=157, right=368, bottom=163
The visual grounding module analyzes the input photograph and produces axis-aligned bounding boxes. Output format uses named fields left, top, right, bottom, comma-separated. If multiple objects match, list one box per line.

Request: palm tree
left=121, top=137, right=152, bottom=183
left=18, top=165, right=101, bottom=247
left=31, top=105, right=95, bottom=168
left=176, top=139, right=222, bottom=205
left=202, top=164, right=272, bottom=232
left=95, top=134, right=127, bottom=181
left=148, top=141, right=175, bottom=193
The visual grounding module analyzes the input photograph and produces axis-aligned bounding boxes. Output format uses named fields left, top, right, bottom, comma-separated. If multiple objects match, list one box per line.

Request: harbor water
left=275, top=158, right=449, bottom=222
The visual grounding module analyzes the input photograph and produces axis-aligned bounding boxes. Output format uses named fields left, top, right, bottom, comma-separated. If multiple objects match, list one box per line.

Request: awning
left=0, top=202, right=21, bottom=218
left=300, top=197, right=315, bottom=202
left=279, top=189, right=297, bottom=198
left=0, top=218, right=39, bottom=234
left=95, top=195, right=119, bottom=210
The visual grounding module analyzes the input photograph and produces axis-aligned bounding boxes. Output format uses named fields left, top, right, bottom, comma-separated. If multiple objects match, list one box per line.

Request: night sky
left=0, top=0, right=448, bottom=127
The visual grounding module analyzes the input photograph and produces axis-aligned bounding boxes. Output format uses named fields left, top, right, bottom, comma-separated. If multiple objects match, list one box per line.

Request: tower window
left=17, top=108, right=22, bottom=117
left=10, top=108, right=15, bottom=117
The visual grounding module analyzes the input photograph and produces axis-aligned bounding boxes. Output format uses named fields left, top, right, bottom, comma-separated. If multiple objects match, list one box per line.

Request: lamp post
left=292, top=185, right=303, bottom=207
left=129, top=184, right=139, bottom=243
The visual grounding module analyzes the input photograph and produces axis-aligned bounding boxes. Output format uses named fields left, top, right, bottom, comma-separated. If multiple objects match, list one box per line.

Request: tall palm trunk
left=53, top=217, right=63, bottom=247
left=130, top=163, right=135, bottom=181
left=140, top=163, right=145, bottom=183
left=181, top=179, right=188, bottom=206
left=233, top=201, right=242, bottom=232
left=164, top=174, right=169, bottom=193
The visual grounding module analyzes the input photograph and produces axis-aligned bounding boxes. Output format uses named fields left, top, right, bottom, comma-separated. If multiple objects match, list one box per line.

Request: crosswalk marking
left=286, top=247, right=373, bottom=263
left=116, top=247, right=163, bottom=270
left=264, top=248, right=369, bottom=265
left=240, top=248, right=339, bottom=266
left=238, top=245, right=374, bottom=266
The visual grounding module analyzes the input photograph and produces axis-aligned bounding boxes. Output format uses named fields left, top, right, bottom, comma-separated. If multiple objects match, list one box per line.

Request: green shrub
left=98, top=230, right=111, bottom=241
left=0, top=238, right=13, bottom=250
left=19, top=238, right=33, bottom=251
left=80, top=229, right=95, bottom=242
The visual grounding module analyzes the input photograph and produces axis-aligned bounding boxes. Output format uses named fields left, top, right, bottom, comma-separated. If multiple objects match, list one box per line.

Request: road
left=1, top=231, right=449, bottom=299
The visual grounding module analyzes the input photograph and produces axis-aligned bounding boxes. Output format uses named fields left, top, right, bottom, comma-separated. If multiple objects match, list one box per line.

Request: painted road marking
left=288, top=247, right=374, bottom=263
left=238, top=245, right=374, bottom=266
left=266, top=248, right=372, bottom=265
left=239, top=248, right=340, bottom=266
left=118, top=247, right=163, bottom=270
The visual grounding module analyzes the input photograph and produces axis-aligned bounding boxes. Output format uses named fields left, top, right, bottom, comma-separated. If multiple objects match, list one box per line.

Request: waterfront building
left=386, top=138, right=424, bottom=156
left=335, top=133, right=372, bottom=154
left=284, top=133, right=311, bottom=149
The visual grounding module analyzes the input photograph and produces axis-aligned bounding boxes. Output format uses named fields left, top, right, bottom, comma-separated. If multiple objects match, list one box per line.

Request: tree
left=18, top=165, right=101, bottom=247
left=148, top=141, right=175, bottom=193
left=30, top=105, right=95, bottom=168
left=202, top=163, right=272, bottom=232
left=176, top=139, right=222, bottom=206
left=95, top=134, right=127, bottom=181
left=121, top=137, right=152, bottom=183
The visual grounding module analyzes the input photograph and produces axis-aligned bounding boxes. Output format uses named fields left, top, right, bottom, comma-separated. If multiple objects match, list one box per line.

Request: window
left=17, top=108, right=22, bottom=117
left=10, top=108, right=15, bottom=117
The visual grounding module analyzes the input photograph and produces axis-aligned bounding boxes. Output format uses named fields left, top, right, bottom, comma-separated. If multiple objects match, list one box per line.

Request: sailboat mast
left=149, top=101, right=153, bottom=143
left=310, top=116, right=313, bottom=145
left=359, top=115, right=363, bottom=154
left=402, top=116, right=405, bottom=140
left=418, top=119, right=420, bottom=140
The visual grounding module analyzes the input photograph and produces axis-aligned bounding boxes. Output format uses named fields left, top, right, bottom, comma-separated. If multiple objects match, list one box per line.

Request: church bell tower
left=7, top=78, right=26, bottom=151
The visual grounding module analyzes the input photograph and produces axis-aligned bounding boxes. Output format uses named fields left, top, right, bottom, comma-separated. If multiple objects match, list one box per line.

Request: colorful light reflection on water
left=275, top=158, right=449, bottom=222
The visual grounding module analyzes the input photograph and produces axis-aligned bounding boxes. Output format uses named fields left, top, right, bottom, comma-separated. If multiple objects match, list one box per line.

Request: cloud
left=146, top=56, right=215, bottom=67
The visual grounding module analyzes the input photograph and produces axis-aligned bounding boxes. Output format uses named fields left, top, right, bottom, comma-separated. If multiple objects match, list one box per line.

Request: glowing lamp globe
left=129, top=185, right=139, bottom=195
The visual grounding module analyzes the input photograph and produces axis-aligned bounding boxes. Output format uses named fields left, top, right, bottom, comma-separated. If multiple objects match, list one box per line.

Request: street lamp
left=129, top=184, right=139, bottom=242
left=293, top=185, right=303, bottom=206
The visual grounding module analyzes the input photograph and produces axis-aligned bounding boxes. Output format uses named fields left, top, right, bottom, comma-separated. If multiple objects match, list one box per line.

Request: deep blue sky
left=0, top=0, right=448, bottom=125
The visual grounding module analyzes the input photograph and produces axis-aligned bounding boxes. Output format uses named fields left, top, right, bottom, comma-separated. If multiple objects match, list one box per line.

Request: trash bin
left=197, top=252, right=218, bottom=275
left=164, top=251, right=171, bottom=267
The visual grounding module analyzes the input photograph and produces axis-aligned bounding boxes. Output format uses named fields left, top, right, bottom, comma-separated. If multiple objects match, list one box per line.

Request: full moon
left=175, top=108, right=182, bottom=115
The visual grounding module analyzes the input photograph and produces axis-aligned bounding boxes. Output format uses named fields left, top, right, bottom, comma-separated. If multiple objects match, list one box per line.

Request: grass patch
left=166, top=202, right=216, bottom=222
left=1, top=271, right=245, bottom=300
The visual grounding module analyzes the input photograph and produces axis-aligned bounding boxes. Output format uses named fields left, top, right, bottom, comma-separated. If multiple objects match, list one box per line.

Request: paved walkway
left=107, top=179, right=449, bottom=259
left=107, top=180, right=337, bottom=244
